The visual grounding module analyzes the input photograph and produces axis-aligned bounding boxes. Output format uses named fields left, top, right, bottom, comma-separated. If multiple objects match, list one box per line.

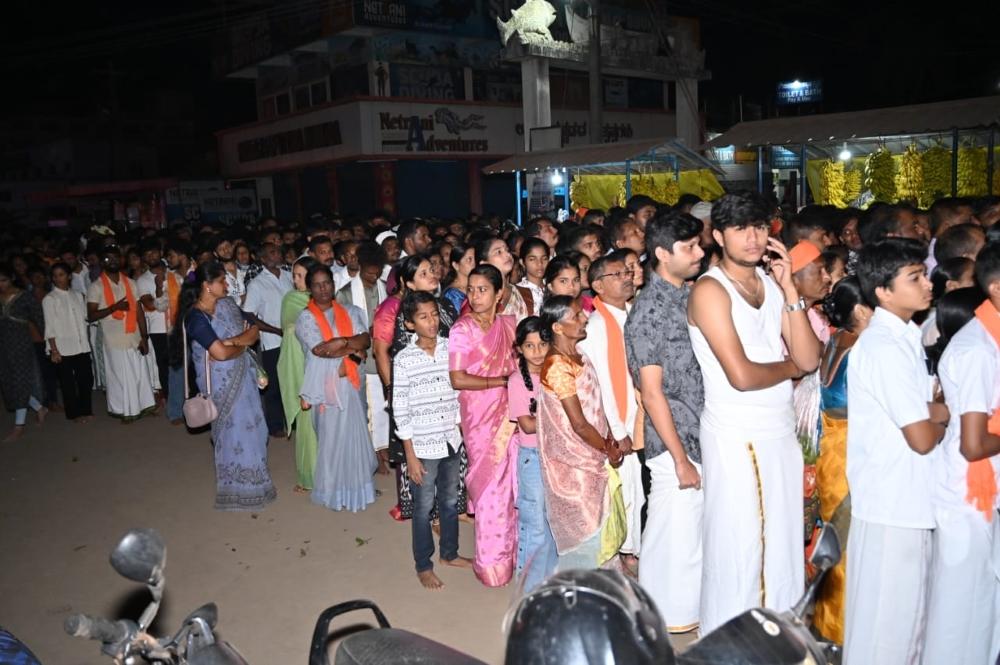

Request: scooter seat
left=334, top=628, right=489, bottom=665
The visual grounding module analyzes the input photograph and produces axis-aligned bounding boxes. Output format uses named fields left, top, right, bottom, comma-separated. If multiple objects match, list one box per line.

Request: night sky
left=4, top=1, right=1000, bottom=145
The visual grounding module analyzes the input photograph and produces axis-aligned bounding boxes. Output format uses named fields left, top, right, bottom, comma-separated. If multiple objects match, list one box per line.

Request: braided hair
left=514, top=316, right=544, bottom=415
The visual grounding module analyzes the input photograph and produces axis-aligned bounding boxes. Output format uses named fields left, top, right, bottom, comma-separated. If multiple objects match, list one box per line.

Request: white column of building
left=675, top=77, right=700, bottom=149
left=520, top=57, right=552, bottom=152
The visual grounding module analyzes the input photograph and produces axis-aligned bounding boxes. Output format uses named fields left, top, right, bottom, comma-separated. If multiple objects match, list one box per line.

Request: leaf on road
left=355, top=537, right=371, bottom=547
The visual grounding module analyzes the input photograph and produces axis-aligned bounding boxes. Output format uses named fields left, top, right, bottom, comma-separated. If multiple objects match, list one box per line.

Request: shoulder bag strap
left=182, top=314, right=212, bottom=397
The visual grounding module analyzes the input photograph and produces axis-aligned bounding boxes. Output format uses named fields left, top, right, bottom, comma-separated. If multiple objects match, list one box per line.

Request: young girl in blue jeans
left=509, top=316, right=558, bottom=590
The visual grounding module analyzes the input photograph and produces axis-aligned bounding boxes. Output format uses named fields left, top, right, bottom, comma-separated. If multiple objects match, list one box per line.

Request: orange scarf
left=970, top=299, right=1000, bottom=522
left=592, top=296, right=629, bottom=423
left=307, top=299, right=360, bottom=390
left=166, top=272, right=181, bottom=328
left=100, top=272, right=137, bottom=333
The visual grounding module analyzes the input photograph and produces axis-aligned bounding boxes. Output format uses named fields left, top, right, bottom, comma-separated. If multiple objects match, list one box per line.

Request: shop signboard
left=355, top=0, right=494, bottom=38
left=776, top=79, right=822, bottom=105
left=771, top=146, right=800, bottom=169
left=390, top=65, right=465, bottom=100
left=165, top=181, right=258, bottom=226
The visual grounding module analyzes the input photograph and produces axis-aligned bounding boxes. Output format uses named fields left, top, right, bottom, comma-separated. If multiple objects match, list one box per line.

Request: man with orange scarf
left=86, top=243, right=156, bottom=422
left=924, top=242, right=1000, bottom=664
left=577, top=250, right=643, bottom=570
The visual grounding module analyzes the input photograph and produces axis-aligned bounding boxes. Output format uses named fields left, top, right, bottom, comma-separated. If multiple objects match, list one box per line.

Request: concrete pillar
left=464, top=67, right=475, bottom=102
left=675, top=77, right=699, bottom=150
left=520, top=57, right=552, bottom=152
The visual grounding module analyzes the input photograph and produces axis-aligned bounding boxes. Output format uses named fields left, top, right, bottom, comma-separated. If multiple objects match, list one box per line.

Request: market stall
left=483, top=136, right=724, bottom=225
left=705, top=95, right=1000, bottom=208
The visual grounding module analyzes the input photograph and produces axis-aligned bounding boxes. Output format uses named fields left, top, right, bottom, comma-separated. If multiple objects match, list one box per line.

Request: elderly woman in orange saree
left=449, top=264, right=519, bottom=587
left=536, top=295, right=627, bottom=570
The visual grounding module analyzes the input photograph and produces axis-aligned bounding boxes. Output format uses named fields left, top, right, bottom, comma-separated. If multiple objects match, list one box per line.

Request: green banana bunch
left=920, top=144, right=951, bottom=207
left=844, top=167, right=862, bottom=204
left=895, top=145, right=923, bottom=204
left=820, top=160, right=847, bottom=207
left=957, top=145, right=987, bottom=197
left=864, top=146, right=896, bottom=203
left=570, top=177, right=592, bottom=211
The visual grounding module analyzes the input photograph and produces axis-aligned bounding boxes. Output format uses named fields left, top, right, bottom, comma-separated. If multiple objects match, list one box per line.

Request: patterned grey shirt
left=624, top=271, right=704, bottom=463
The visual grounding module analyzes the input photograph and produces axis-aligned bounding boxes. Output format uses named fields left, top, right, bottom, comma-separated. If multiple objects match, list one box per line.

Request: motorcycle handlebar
left=64, top=613, right=130, bottom=644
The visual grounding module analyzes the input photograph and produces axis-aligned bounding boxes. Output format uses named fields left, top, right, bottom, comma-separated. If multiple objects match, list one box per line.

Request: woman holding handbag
left=177, top=261, right=277, bottom=511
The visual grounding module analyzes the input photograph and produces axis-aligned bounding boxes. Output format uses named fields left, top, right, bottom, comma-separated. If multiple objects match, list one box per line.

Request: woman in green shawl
left=278, top=256, right=319, bottom=492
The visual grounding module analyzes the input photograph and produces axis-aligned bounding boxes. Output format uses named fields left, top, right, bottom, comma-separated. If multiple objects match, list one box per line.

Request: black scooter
left=322, top=523, right=843, bottom=665
left=65, top=524, right=842, bottom=664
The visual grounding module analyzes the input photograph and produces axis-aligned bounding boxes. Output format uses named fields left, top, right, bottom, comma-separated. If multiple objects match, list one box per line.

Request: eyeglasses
left=597, top=269, right=635, bottom=281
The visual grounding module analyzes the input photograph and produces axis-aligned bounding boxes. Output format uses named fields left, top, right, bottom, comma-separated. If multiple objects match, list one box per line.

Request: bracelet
left=784, top=297, right=807, bottom=313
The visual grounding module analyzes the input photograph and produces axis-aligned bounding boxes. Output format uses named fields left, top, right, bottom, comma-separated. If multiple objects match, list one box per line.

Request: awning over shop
left=482, top=137, right=722, bottom=175
left=25, top=178, right=179, bottom=205
left=705, top=96, right=1000, bottom=150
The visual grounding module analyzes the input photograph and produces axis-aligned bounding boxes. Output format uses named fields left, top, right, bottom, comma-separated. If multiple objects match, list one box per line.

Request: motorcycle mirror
left=110, top=528, right=166, bottom=585
left=809, top=523, right=842, bottom=574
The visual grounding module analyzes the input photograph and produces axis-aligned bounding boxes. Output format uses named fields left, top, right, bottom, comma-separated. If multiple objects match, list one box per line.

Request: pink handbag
left=182, top=322, right=218, bottom=427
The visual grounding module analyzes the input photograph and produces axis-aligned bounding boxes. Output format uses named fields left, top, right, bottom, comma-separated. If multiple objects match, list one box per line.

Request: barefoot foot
left=36, top=407, right=49, bottom=425
left=3, top=426, right=25, bottom=442
left=417, top=570, right=444, bottom=589
left=293, top=484, right=310, bottom=494
left=440, top=556, right=474, bottom=570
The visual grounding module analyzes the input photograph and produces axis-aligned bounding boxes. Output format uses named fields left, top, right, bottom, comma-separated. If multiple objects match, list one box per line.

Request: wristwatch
left=784, top=297, right=807, bottom=313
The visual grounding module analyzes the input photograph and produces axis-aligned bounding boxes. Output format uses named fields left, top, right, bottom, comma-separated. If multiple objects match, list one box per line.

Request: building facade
left=214, top=0, right=706, bottom=220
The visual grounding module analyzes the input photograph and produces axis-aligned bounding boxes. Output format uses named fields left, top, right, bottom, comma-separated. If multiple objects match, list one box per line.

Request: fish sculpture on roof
left=496, top=0, right=558, bottom=46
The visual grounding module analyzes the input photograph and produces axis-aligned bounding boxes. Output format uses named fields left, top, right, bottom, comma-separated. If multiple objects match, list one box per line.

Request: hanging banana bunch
left=844, top=165, right=862, bottom=204
left=657, top=177, right=681, bottom=206
left=920, top=144, right=952, bottom=207
left=819, top=160, right=847, bottom=207
left=993, top=168, right=1000, bottom=198
left=863, top=146, right=896, bottom=203
left=570, top=176, right=592, bottom=211
left=615, top=178, right=628, bottom=207
left=957, top=144, right=987, bottom=197
left=895, top=144, right=923, bottom=204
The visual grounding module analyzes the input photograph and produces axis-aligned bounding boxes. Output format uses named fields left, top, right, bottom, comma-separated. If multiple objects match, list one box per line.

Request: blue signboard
left=776, top=79, right=822, bottom=105
left=771, top=146, right=800, bottom=169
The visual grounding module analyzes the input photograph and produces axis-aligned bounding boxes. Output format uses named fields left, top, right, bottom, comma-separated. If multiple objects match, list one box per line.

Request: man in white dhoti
left=625, top=211, right=706, bottom=633
left=578, top=250, right=644, bottom=568
left=844, top=238, right=949, bottom=664
left=335, top=242, right=390, bottom=473
left=87, top=244, right=156, bottom=422
left=924, top=243, right=1000, bottom=665
left=687, top=191, right=821, bottom=634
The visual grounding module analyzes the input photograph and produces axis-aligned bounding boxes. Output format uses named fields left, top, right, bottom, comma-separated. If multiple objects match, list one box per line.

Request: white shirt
left=516, top=279, right=545, bottom=315
left=847, top=307, right=936, bottom=528
left=578, top=301, right=637, bottom=440
left=70, top=264, right=90, bottom=296
left=86, top=274, right=143, bottom=350
left=42, top=287, right=90, bottom=356
left=331, top=264, right=354, bottom=291
left=242, top=268, right=293, bottom=351
left=224, top=266, right=248, bottom=302
left=136, top=270, right=167, bottom=335
left=935, top=315, right=1000, bottom=513
left=392, top=337, right=462, bottom=460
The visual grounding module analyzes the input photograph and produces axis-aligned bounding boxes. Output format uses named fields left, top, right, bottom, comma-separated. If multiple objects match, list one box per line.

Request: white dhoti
left=639, top=451, right=703, bottom=631
left=924, top=507, right=1000, bottom=665
left=103, top=343, right=156, bottom=419
left=143, top=342, right=162, bottom=391
left=618, top=452, right=645, bottom=555
left=843, top=517, right=932, bottom=665
left=699, top=420, right=804, bottom=634
left=365, top=372, right=389, bottom=451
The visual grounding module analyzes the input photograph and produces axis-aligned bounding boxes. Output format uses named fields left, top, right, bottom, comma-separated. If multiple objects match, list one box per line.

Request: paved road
left=0, top=403, right=511, bottom=664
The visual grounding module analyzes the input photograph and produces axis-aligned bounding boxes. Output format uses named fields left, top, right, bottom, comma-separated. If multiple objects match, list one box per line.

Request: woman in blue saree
left=180, top=261, right=277, bottom=511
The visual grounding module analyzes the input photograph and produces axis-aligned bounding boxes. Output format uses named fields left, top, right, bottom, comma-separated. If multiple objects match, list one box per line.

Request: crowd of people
left=2, top=189, right=999, bottom=664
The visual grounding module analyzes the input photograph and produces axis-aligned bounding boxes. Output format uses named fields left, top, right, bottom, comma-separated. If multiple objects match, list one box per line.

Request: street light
left=551, top=170, right=564, bottom=185
left=839, top=145, right=852, bottom=161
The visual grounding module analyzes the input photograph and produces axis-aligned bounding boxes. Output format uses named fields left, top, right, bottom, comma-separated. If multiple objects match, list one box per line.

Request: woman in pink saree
left=449, top=264, right=519, bottom=586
